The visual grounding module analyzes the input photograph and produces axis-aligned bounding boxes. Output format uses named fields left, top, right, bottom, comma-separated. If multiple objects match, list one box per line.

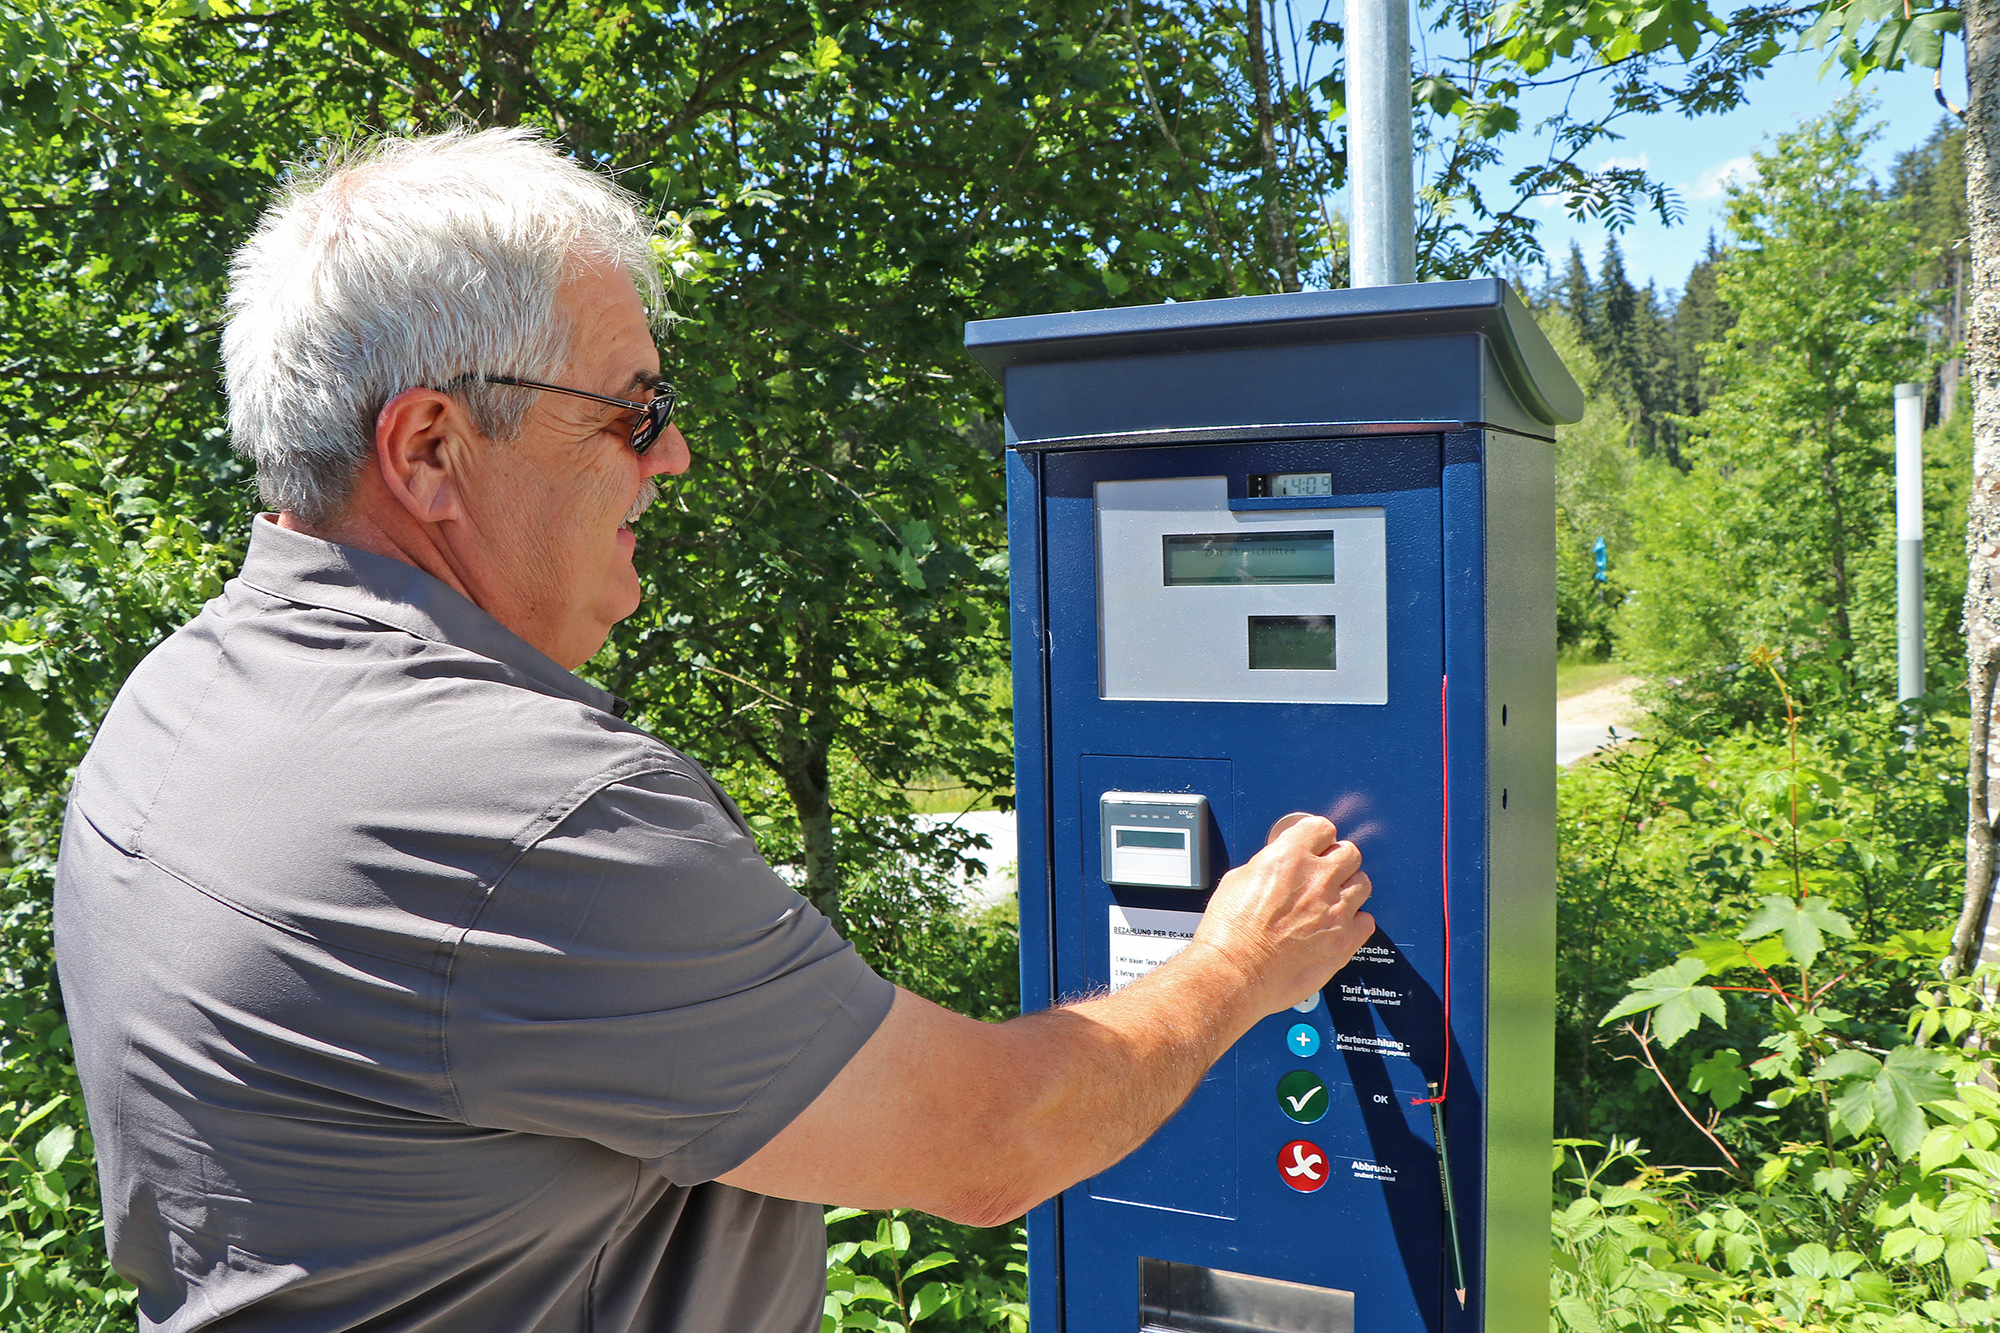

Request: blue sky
left=1419, top=43, right=1957, bottom=297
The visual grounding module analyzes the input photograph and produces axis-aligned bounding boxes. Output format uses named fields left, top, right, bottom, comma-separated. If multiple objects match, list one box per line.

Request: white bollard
left=1895, top=382, right=1925, bottom=702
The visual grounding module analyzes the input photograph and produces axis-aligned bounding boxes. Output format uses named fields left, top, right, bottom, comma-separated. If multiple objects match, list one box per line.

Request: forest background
left=3, top=1, right=1999, bottom=1330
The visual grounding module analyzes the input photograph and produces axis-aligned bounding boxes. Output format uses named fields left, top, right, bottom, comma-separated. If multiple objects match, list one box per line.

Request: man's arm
left=715, top=815, right=1374, bottom=1226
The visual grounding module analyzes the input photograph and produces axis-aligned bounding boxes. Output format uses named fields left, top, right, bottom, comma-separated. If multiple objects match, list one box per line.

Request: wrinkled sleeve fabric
left=444, top=765, right=895, bottom=1185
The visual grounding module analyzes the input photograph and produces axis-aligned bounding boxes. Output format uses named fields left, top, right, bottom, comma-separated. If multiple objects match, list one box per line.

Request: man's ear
left=374, top=387, right=472, bottom=525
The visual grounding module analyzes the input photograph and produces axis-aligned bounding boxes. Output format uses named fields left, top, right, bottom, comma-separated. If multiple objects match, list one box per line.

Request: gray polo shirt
left=53, top=517, right=895, bottom=1332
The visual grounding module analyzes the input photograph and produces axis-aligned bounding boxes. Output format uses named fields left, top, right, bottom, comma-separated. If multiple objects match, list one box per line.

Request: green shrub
left=1555, top=655, right=1996, bottom=1330
left=1553, top=963, right=2000, bottom=1332
left=823, top=1208, right=1026, bottom=1333
left=1555, top=683, right=1965, bottom=1154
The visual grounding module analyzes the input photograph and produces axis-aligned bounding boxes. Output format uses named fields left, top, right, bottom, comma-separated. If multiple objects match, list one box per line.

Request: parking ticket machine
left=965, top=280, right=1581, bottom=1333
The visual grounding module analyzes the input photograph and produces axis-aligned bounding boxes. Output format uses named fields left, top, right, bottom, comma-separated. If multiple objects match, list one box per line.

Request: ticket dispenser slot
left=969, top=279, right=1571, bottom=1333
left=1140, top=1257, right=1355, bottom=1333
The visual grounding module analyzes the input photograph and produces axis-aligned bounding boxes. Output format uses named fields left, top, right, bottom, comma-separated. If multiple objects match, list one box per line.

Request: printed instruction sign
left=1109, top=905, right=1205, bottom=990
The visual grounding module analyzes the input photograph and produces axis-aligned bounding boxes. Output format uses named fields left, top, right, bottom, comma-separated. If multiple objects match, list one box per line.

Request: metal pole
left=1896, top=382, right=1925, bottom=701
left=1346, top=0, right=1414, bottom=287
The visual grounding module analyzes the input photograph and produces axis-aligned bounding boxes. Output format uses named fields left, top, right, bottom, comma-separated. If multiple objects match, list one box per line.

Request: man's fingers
left=1274, top=813, right=1339, bottom=855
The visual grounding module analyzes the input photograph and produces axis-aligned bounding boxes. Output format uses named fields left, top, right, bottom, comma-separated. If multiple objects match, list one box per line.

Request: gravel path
left=1557, top=675, right=1643, bottom=767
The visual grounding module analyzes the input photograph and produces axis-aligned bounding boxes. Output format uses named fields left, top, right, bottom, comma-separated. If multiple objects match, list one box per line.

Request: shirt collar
left=233, top=515, right=629, bottom=718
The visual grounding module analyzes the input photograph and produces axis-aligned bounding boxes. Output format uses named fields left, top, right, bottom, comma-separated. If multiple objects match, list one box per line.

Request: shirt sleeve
left=442, top=765, right=897, bottom=1184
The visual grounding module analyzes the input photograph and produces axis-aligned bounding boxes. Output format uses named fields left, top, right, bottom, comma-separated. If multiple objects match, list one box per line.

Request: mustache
left=624, top=477, right=660, bottom=527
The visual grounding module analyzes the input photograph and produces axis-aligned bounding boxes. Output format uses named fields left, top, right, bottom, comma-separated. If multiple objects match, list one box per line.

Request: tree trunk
left=1245, top=1, right=1299, bottom=291
left=1955, top=0, right=2000, bottom=980
left=1819, top=425, right=1855, bottom=654
left=776, top=729, right=844, bottom=934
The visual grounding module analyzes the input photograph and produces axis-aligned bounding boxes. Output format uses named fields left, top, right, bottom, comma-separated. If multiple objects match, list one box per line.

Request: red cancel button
left=1277, top=1139, right=1328, bottom=1192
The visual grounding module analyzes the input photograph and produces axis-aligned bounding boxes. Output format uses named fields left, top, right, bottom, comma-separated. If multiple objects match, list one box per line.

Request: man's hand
left=1188, top=815, right=1376, bottom=1016
left=716, top=817, right=1376, bottom=1226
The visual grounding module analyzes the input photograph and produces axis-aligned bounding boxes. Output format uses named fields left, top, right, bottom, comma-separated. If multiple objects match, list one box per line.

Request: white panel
left=1108, top=906, right=1203, bottom=990
left=1096, top=476, right=1388, bottom=703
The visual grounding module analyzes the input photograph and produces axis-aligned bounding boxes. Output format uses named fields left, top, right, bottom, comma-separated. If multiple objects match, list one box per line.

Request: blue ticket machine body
left=965, top=281, right=1581, bottom=1333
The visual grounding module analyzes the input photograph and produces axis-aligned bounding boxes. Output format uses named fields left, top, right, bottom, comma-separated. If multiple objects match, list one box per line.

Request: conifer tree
left=1892, top=119, right=1970, bottom=418
left=1658, top=234, right=1735, bottom=466
left=1561, top=242, right=1596, bottom=344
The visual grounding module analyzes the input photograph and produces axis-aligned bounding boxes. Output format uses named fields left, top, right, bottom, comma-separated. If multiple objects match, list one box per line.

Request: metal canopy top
left=965, top=277, right=1585, bottom=429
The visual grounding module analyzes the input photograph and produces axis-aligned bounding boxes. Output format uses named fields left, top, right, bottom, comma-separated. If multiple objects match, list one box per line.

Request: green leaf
left=1601, top=958, right=1725, bottom=1047
left=1945, top=1237, right=1989, bottom=1286
left=1737, top=894, right=1853, bottom=968
left=1815, top=1048, right=1880, bottom=1082
left=847, top=1276, right=898, bottom=1306
left=1918, top=1125, right=1967, bottom=1175
left=1785, top=1242, right=1833, bottom=1279
left=1822, top=1046, right=1952, bottom=1156
left=33, top=1122, right=76, bottom=1174
left=26, top=1171, right=66, bottom=1211
left=10, top=1095, right=68, bottom=1140
left=1880, top=1227, right=1925, bottom=1262
left=1685, top=934, right=1788, bottom=973
left=909, top=1281, right=950, bottom=1322
left=903, top=1252, right=957, bottom=1280
left=1809, top=1166, right=1858, bottom=1201
left=1689, top=1049, right=1751, bottom=1110
left=1554, top=1295, right=1602, bottom=1333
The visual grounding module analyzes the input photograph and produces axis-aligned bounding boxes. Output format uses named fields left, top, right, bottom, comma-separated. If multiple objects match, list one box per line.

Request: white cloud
left=1689, top=155, right=1756, bottom=200
left=1595, top=152, right=1650, bottom=173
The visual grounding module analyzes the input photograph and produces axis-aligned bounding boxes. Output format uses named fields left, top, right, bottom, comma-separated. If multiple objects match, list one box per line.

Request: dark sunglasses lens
left=631, top=391, right=676, bottom=456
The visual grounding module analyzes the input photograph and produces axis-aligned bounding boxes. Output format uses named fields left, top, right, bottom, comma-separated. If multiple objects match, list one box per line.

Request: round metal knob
left=1265, top=812, right=1317, bottom=846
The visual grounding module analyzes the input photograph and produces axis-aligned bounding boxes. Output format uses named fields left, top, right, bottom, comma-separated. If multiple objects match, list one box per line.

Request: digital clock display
left=1248, top=471, right=1334, bottom=498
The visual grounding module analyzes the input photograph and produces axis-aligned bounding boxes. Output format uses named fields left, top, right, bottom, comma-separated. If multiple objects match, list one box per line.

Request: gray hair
left=223, top=126, right=664, bottom=524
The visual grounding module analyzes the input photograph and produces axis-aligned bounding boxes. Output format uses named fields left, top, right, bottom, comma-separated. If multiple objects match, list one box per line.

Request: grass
left=1557, top=658, right=1637, bottom=701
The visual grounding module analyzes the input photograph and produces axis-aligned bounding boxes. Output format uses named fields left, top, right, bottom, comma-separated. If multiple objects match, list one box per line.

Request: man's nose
left=646, top=424, right=691, bottom=477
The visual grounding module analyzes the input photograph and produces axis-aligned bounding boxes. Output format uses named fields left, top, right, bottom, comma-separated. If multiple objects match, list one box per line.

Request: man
left=53, top=127, right=1375, bottom=1333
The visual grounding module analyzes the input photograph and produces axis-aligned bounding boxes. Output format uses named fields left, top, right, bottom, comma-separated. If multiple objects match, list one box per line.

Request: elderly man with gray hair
left=52, top=128, right=1375, bottom=1333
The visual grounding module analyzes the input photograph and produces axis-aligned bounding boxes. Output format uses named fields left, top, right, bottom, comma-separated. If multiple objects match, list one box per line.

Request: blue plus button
left=1286, top=1022, right=1321, bottom=1057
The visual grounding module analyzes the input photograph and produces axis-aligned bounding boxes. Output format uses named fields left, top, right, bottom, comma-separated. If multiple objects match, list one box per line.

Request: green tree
left=1658, top=232, right=1735, bottom=463
left=0, top=2, right=1350, bottom=1319
left=1617, top=102, right=1925, bottom=690
left=1441, top=0, right=1996, bottom=1021
left=1892, top=119, right=1970, bottom=419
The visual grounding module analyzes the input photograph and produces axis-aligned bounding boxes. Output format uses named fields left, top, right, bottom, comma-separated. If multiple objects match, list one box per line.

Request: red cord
left=1412, top=673, right=1451, bottom=1108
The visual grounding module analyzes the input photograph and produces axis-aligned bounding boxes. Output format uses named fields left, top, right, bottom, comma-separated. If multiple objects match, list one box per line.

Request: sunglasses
left=480, top=374, right=680, bottom=455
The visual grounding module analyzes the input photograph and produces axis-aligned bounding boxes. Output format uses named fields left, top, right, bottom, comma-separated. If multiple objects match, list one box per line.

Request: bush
left=1553, top=655, right=1996, bottom=1330
left=1555, top=657, right=1965, bottom=1157
left=1553, top=964, right=2000, bottom=1332
left=823, top=1208, right=1026, bottom=1333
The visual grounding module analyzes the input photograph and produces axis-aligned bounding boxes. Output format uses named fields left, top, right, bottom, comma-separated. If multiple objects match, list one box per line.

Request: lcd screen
left=1162, top=531, right=1335, bottom=585
left=1248, top=615, right=1337, bottom=671
left=1115, top=829, right=1188, bottom=850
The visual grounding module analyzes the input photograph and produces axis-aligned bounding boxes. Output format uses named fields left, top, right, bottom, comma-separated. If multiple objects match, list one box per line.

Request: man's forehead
left=558, top=266, right=662, bottom=389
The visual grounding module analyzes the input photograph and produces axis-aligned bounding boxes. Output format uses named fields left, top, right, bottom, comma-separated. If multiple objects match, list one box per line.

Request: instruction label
left=1108, top=906, right=1204, bottom=990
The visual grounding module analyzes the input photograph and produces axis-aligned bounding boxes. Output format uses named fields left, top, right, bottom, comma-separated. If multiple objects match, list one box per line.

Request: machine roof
left=964, top=278, right=1584, bottom=429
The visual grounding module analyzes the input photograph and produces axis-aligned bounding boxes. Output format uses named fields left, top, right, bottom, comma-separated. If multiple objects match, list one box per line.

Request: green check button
left=1277, top=1069, right=1329, bottom=1124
